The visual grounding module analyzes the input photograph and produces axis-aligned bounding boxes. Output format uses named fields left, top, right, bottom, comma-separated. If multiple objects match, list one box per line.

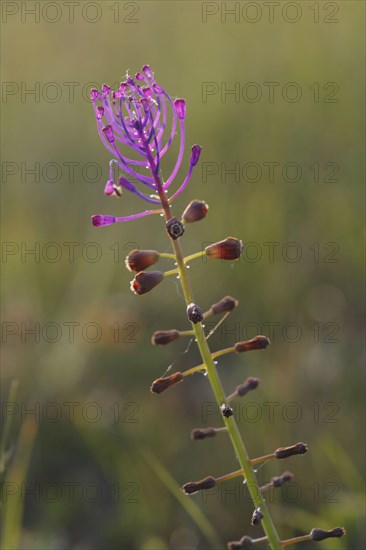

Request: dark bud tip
left=150, top=372, right=184, bottom=394
left=151, top=330, right=180, bottom=346
left=251, top=507, right=264, bottom=526
left=191, top=428, right=217, bottom=440
left=166, top=217, right=185, bottom=240
left=234, top=336, right=270, bottom=353
left=221, top=403, right=234, bottom=418
left=182, top=200, right=208, bottom=223
left=182, top=476, right=216, bottom=495
left=271, top=471, right=294, bottom=487
left=125, top=249, right=160, bottom=272
left=274, top=442, right=308, bottom=459
left=311, top=528, right=346, bottom=542
left=236, top=377, right=260, bottom=397
left=227, top=537, right=253, bottom=550
left=187, top=303, right=204, bottom=324
left=205, top=237, right=243, bottom=260
left=130, top=271, right=164, bottom=295
left=211, top=296, right=238, bottom=315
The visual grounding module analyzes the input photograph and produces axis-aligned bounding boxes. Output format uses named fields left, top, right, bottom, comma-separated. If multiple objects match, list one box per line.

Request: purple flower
left=91, top=66, right=202, bottom=227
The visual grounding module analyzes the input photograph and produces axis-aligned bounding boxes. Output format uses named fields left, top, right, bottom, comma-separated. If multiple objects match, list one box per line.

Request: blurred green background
left=1, top=1, right=364, bottom=549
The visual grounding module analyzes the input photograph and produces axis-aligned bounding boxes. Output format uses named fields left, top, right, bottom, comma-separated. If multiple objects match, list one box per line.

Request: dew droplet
left=160, top=213, right=164, bottom=217
left=214, top=360, right=218, bottom=365
left=174, top=262, right=178, bottom=266
left=203, top=371, right=208, bottom=377
left=186, top=265, right=190, bottom=269
left=176, top=275, right=180, bottom=279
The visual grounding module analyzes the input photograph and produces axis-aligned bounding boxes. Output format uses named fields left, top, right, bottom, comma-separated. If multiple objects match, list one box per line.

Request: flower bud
left=96, top=106, right=104, bottom=120
left=274, top=442, right=308, bottom=459
left=102, top=84, right=111, bottom=96
left=234, top=336, right=270, bottom=353
left=236, top=377, right=260, bottom=397
left=182, top=476, right=216, bottom=495
left=191, top=428, right=217, bottom=440
left=91, top=215, right=116, bottom=227
left=205, top=238, right=243, bottom=260
left=166, top=217, right=185, bottom=240
left=251, top=507, right=264, bottom=526
left=174, top=98, right=186, bottom=120
left=271, top=471, right=294, bottom=488
left=104, top=180, right=115, bottom=196
left=151, top=330, right=180, bottom=346
left=310, top=528, right=345, bottom=541
left=150, top=372, right=184, bottom=394
left=211, top=296, right=238, bottom=315
left=125, top=249, right=160, bottom=272
left=130, top=271, right=164, bottom=295
left=190, top=145, right=202, bottom=167
left=221, top=403, right=233, bottom=418
left=90, top=88, right=100, bottom=102
left=182, top=200, right=208, bottom=223
left=187, top=303, right=203, bottom=324
left=102, top=125, right=115, bottom=143
left=142, top=65, right=154, bottom=79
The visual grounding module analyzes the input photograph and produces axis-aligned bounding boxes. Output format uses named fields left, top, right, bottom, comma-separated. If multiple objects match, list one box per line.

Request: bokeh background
left=1, top=1, right=364, bottom=549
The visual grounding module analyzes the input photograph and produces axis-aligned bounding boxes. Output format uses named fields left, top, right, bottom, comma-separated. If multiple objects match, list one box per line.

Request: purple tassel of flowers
left=90, top=66, right=202, bottom=226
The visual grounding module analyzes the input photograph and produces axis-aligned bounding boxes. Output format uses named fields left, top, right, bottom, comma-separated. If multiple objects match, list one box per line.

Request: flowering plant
left=90, top=66, right=345, bottom=549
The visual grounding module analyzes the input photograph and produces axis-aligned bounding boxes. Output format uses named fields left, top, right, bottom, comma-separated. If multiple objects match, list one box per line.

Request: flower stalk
left=90, top=66, right=344, bottom=550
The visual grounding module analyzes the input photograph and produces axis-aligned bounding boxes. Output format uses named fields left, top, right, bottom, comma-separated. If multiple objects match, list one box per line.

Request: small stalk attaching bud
left=227, top=536, right=254, bottom=550
left=182, top=200, right=208, bottom=223
left=166, top=217, right=185, bottom=240
left=186, top=303, right=204, bottom=324
left=151, top=330, right=180, bottom=346
left=205, top=237, right=243, bottom=260
left=125, top=249, right=160, bottom=272
left=150, top=372, right=184, bottom=394
left=274, top=442, right=308, bottom=459
left=182, top=476, right=216, bottom=495
left=130, top=271, right=164, bottom=295
left=234, top=336, right=270, bottom=352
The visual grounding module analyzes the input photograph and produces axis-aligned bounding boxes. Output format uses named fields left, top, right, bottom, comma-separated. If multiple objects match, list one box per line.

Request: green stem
left=183, top=250, right=206, bottom=263
left=142, top=136, right=282, bottom=550
left=159, top=252, right=176, bottom=260
left=164, top=268, right=180, bottom=277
